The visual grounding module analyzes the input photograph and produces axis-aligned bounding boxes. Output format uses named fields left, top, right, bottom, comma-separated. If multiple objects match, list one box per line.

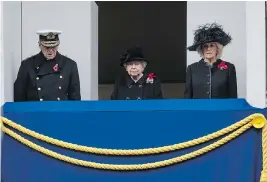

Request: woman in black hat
left=184, top=23, right=237, bottom=99
left=110, top=46, right=163, bottom=100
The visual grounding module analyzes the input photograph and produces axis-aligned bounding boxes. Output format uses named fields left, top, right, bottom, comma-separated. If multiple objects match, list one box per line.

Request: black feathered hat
left=120, top=46, right=147, bottom=67
left=187, top=23, right=232, bottom=51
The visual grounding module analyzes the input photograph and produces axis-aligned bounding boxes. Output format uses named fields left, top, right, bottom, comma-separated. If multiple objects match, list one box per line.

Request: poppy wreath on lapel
left=53, top=64, right=58, bottom=72
left=218, top=61, right=228, bottom=70
left=187, top=23, right=232, bottom=51
left=146, top=73, right=155, bottom=84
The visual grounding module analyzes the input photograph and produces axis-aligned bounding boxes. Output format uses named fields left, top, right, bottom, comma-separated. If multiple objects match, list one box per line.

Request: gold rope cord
left=0, top=113, right=266, bottom=172
left=1, top=122, right=253, bottom=171
left=1, top=114, right=267, bottom=177
left=261, top=121, right=267, bottom=182
left=0, top=113, right=263, bottom=156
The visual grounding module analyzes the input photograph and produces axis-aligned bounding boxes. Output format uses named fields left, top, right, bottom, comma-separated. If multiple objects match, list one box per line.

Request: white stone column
left=245, top=1, right=266, bottom=108
left=2, top=1, right=22, bottom=103
left=0, top=1, right=3, bottom=109
left=89, top=2, right=98, bottom=100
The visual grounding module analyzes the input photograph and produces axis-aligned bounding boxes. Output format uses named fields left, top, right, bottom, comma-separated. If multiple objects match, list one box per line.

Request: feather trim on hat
left=187, top=23, right=232, bottom=51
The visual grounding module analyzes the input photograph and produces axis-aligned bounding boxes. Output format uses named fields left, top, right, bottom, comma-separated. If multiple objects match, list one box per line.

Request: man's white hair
left=196, top=42, right=224, bottom=59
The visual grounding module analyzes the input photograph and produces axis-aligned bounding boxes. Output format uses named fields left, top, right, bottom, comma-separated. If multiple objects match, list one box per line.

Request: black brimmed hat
left=120, top=46, right=147, bottom=66
left=187, top=23, right=232, bottom=51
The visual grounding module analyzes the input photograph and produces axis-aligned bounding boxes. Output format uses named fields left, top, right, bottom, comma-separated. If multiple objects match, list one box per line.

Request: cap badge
left=47, top=33, right=55, bottom=40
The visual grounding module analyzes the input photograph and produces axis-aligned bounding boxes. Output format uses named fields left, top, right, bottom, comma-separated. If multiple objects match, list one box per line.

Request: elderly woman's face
left=40, top=43, right=58, bottom=60
left=202, top=42, right=218, bottom=59
left=125, top=61, right=146, bottom=77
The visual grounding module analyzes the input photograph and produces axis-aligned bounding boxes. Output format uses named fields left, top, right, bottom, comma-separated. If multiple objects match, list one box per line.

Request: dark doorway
left=97, top=1, right=187, bottom=99
left=97, top=1, right=187, bottom=84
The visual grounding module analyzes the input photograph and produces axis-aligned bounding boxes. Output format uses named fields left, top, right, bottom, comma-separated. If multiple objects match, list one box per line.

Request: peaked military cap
left=36, top=30, right=62, bottom=47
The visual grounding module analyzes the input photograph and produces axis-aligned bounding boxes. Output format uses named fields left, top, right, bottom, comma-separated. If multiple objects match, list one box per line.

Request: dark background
left=97, top=1, right=187, bottom=84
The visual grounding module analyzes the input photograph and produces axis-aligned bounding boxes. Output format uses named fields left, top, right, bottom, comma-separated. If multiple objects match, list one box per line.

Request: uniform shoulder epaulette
left=24, top=55, right=31, bottom=60
left=62, top=54, right=76, bottom=63
left=22, top=54, right=36, bottom=62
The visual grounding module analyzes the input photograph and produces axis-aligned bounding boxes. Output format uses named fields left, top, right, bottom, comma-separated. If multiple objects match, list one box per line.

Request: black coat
left=111, top=73, right=163, bottom=100
left=14, top=52, right=81, bottom=102
left=184, top=59, right=237, bottom=99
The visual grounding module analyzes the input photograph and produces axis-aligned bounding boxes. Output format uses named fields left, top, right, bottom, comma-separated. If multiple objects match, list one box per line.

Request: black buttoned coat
left=110, top=73, right=163, bottom=100
left=14, top=52, right=81, bottom=102
left=184, top=59, right=238, bottom=99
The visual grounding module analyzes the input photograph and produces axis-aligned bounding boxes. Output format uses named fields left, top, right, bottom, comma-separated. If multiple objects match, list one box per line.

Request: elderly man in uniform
left=14, top=30, right=81, bottom=102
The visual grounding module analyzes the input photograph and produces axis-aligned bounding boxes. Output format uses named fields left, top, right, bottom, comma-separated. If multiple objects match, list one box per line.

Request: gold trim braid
left=0, top=114, right=261, bottom=156
left=261, top=119, right=267, bottom=182
left=0, top=113, right=266, bottom=174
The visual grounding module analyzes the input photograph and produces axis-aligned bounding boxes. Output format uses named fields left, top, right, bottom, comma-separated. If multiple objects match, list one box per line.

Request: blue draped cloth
left=1, top=99, right=266, bottom=182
